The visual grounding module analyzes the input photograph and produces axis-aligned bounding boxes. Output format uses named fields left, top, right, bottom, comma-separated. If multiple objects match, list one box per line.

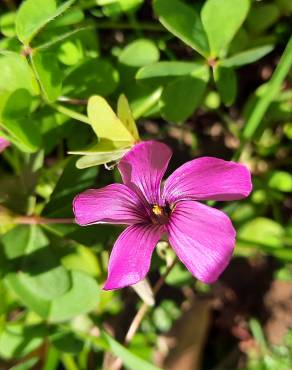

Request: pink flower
left=73, top=141, right=252, bottom=290
left=0, top=137, right=10, bottom=153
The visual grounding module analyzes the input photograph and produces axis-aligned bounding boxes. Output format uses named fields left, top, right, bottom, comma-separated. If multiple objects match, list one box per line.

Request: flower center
left=151, top=204, right=172, bottom=225
left=152, top=205, right=163, bottom=216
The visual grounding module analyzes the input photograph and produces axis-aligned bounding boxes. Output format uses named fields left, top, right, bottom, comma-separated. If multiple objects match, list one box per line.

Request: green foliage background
left=0, top=0, right=291, bottom=369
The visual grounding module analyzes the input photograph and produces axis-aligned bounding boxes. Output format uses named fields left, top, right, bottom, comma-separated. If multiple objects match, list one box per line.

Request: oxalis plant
left=0, top=0, right=291, bottom=369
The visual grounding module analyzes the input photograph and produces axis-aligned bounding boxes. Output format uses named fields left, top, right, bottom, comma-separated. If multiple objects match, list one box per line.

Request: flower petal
left=163, top=157, right=252, bottom=203
left=118, top=141, right=172, bottom=205
left=167, top=200, right=235, bottom=283
left=0, top=137, right=10, bottom=153
left=73, top=184, right=148, bottom=226
left=103, top=224, right=164, bottom=290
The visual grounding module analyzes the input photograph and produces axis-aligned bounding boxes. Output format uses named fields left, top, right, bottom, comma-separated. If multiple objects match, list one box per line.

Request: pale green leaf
left=87, top=95, right=136, bottom=145
left=76, top=150, right=129, bottom=169
left=117, top=94, right=139, bottom=141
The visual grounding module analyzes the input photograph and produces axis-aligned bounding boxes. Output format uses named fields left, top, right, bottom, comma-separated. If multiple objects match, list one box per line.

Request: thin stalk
left=110, top=259, right=177, bottom=370
left=15, top=216, right=74, bottom=225
left=243, top=35, right=292, bottom=140
left=91, top=20, right=164, bottom=32
left=61, top=354, right=79, bottom=370
left=49, top=103, right=90, bottom=125
left=36, top=26, right=93, bottom=50
left=234, top=36, right=292, bottom=161
left=58, top=96, right=88, bottom=106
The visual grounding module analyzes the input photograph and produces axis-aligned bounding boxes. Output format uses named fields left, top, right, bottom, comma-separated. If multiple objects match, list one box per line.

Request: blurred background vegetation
left=0, top=0, right=291, bottom=369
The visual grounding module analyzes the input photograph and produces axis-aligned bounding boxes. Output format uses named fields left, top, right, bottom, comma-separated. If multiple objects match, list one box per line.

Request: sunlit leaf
left=16, top=0, right=76, bottom=44
left=31, top=51, right=62, bottom=102
left=117, top=94, right=140, bottom=141
left=222, top=45, right=274, bottom=67
left=201, top=0, right=250, bottom=56
left=153, top=0, right=209, bottom=57
left=87, top=95, right=136, bottom=145
left=118, top=39, right=159, bottom=67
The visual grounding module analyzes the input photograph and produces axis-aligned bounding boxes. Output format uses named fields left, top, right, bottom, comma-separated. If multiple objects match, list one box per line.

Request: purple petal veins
left=73, top=141, right=252, bottom=290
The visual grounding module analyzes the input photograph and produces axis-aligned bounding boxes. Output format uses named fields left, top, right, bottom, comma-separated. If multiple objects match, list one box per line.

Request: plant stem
left=61, top=354, right=79, bottom=370
left=111, top=259, right=177, bottom=370
left=15, top=216, right=74, bottom=225
left=58, top=96, right=88, bottom=106
left=36, top=26, right=92, bottom=50
left=49, top=103, right=90, bottom=125
left=243, top=35, right=292, bottom=140
left=234, top=36, right=292, bottom=161
left=88, top=20, right=164, bottom=32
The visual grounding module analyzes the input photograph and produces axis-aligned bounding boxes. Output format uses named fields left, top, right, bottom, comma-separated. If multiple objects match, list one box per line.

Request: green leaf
left=47, top=7, right=84, bottom=28
left=153, top=0, right=209, bottom=57
left=6, top=270, right=99, bottom=322
left=101, top=0, right=143, bottom=15
left=246, top=4, right=280, bottom=35
left=160, top=68, right=209, bottom=122
left=42, top=157, right=98, bottom=217
left=213, top=66, right=237, bottom=106
left=136, top=61, right=205, bottom=85
left=63, top=58, right=119, bottom=98
left=57, top=40, right=83, bottom=66
left=268, top=171, right=292, bottom=192
left=48, top=271, right=100, bottom=322
left=16, top=0, right=76, bottom=44
left=103, top=332, right=162, bottom=370
left=0, top=11, right=16, bottom=37
left=0, top=96, right=42, bottom=153
left=2, top=225, right=71, bottom=300
left=237, top=217, right=285, bottom=249
left=0, top=55, right=40, bottom=152
left=51, top=330, right=83, bottom=354
left=30, top=51, right=62, bottom=102
left=222, top=45, right=274, bottom=67
left=10, top=358, right=39, bottom=370
left=0, top=53, right=39, bottom=97
left=118, top=39, right=159, bottom=67
left=125, top=85, right=163, bottom=120
left=0, top=324, right=46, bottom=360
left=201, top=0, right=250, bottom=56
left=43, top=222, right=118, bottom=249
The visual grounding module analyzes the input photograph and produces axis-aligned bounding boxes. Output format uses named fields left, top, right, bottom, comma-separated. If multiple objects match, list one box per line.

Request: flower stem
left=110, top=259, right=177, bottom=370
left=49, top=103, right=90, bottom=125
left=15, top=216, right=74, bottom=225
left=58, top=96, right=88, bottom=106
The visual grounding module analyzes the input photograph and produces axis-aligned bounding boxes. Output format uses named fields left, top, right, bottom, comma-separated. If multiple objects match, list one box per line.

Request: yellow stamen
left=152, top=205, right=163, bottom=216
